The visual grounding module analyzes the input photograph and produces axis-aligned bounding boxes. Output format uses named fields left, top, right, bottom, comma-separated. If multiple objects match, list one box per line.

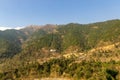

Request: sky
left=0, top=0, right=120, bottom=30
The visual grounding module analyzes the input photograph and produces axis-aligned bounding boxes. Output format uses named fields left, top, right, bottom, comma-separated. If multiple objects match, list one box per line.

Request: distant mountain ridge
left=0, top=19, right=120, bottom=60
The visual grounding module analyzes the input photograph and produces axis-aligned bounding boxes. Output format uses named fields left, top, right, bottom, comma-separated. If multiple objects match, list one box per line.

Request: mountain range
left=0, top=19, right=120, bottom=80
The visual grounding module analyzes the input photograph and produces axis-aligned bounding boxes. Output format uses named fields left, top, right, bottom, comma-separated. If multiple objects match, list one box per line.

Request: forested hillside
left=0, top=19, right=120, bottom=80
left=0, top=29, right=27, bottom=60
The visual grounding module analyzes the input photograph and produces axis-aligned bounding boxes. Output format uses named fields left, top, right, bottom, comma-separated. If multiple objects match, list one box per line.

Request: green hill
left=22, top=19, right=120, bottom=55
left=0, top=19, right=120, bottom=80
left=0, top=29, right=27, bottom=60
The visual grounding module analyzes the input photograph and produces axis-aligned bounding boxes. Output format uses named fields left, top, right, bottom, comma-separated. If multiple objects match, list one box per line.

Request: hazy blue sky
left=0, top=0, right=120, bottom=28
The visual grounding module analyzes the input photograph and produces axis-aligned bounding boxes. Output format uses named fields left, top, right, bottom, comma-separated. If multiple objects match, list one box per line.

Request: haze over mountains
left=0, top=19, right=120, bottom=80
left=0, top=27, right=24, bottom=31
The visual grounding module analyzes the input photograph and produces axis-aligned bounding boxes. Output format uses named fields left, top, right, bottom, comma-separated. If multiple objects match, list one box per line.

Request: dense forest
left=0, top=19, right=120, bottom=80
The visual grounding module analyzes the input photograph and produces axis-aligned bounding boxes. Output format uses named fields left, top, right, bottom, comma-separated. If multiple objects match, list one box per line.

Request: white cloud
left=0, top=27, right=24, bottom=31
left=14, top=27, right=24, bottom=30
left=0, top=27, right=12, bottom=31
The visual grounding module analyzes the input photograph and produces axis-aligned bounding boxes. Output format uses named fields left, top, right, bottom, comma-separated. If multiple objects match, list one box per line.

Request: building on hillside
left=50, top=49, right=56, bottom=52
